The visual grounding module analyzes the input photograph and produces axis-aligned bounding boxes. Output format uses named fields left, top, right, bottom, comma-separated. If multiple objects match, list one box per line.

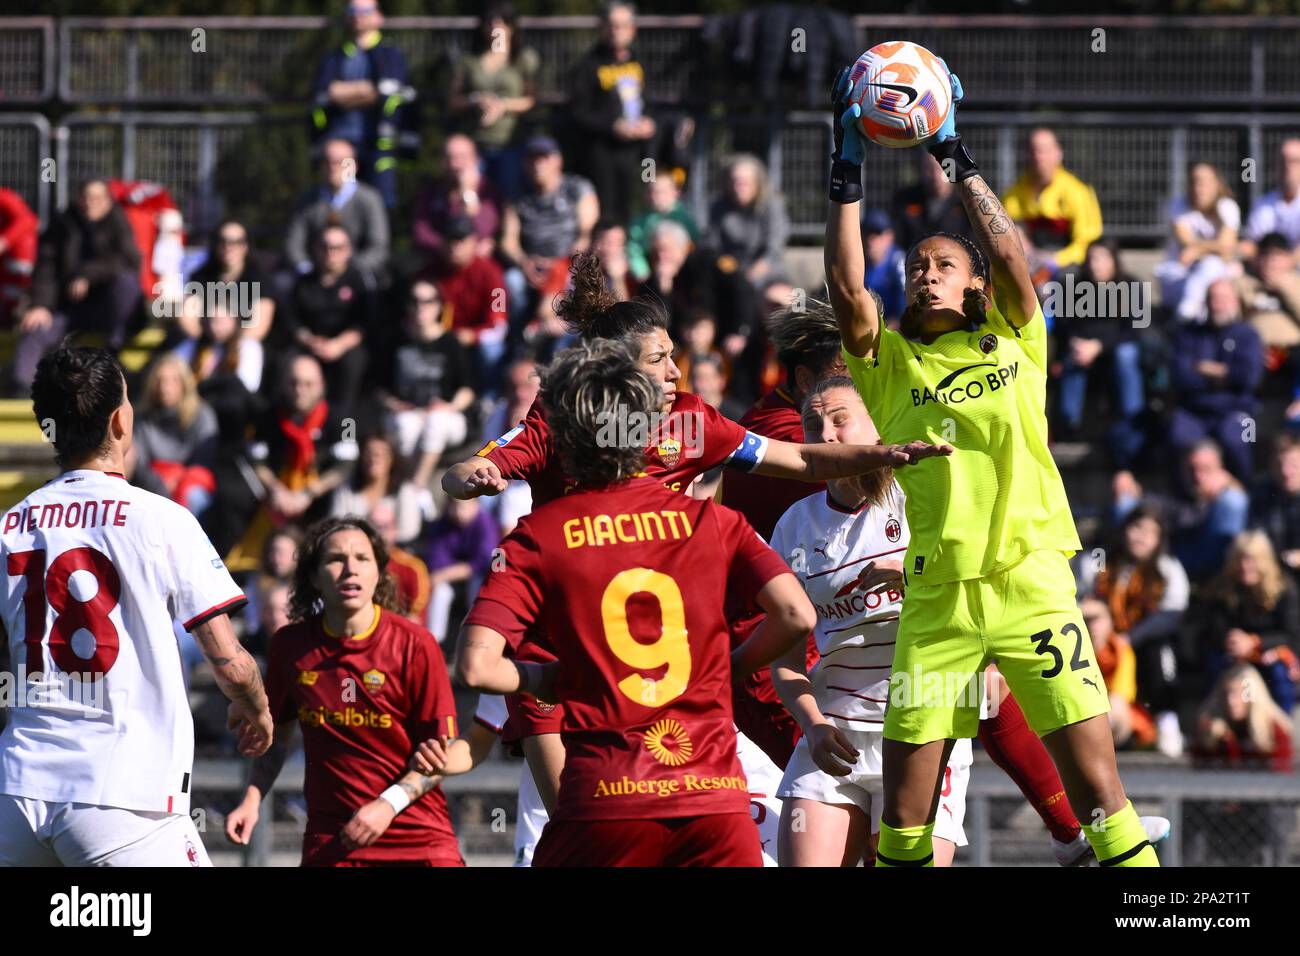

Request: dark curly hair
left=902, top=231, right=992, bottom=336
left=555, top=251, right=670, bottom=344
left=288, top=516, right=404, bottom=623
left=31, top=345, right=126, bottom=469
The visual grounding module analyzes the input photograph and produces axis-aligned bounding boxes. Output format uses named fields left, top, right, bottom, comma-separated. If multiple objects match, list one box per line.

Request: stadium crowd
left=1, top=0, right=1298, bottom=781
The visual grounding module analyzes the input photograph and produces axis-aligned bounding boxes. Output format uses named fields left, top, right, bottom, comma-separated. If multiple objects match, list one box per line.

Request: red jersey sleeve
left=264, top=627, right=298, bottom=726
left=462, top=520, right=545, bottom=649
left=474, top=398, right=553, bottom=483
left=712, top=502, right=794, bottom=608
left=403, top=629, right=460, bottom=742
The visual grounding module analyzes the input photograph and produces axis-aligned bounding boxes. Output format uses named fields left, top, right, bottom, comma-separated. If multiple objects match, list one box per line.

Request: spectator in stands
left=284, top=139, right=390, bottom=288
left=1156, top=161, right=1242, bottom=322
left=411, top=134, right=502, bottom=271
left=371, top=497, right=431, bottom=625
left=174, top=298, right=264, bottom=397
left=448, top=3, right=539, bottom=201
left=1077, top=504, right=1190, bottom=755
left=1113, top=440, right=1250, bottom=584
left=704, top=154, right=788, bottom=396
left=376, top=280, right=475, bottom=486
left=16, top=179, right=142, bottom=390
left=591, top=221, right=635, bottom=302
left=567, top=0, right=656, bottom=225
left=0, top=187, right=38, bottom=326
left=1236, top=232, right=1300, bottom=352
left=1199, top=530, right=1300, bottom=714
left=223, top=354, right=359, bottom=573
left=891, top=152, right=972, bottom=253
left=862, top=208, right=906, bottom=320
left=1251, top=432, right=1300, bottom=584
left=674, top=313, right=727, bottom=403
left=478, top=356, right=538, bottom=537
left=1002, top=127, right=1103, bottom=270
left=330, top=432, right=429, bottom=548
left=1240, top=137, right=1300, bottom=258
left=181, top=219, right=275, bottom=344
left=1056, top=238, right=1147, bottom=459
left=128, top=354, right=219, bottom=519
left=1170, top=278, right=1263, bottom=482
left=627, top=175, right=698, bottom=282
left=425, top=496, right=500, bottom=644
left=244, top=579, right=291, bottom=663
left=500, top=135, right=598, bottom=347
left=308, top=0, right=417, bottom=209
left=639, top=219, right=716, bottom=338
left=425, top=217, right=508, bottom=396
left=284, top=225, right=374, bottom=414
left=705, top=153, right=790, bottom=292
left=689, top=353, right=746, bottom=422
left=258, top=527, right=302, bottom=595
left=1194, top=662, right=1293, bottom=773
left=1080, top=597, right=1158, bottom=750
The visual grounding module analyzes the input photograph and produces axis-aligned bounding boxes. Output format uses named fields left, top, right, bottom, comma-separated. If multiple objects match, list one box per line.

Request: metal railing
left=192, top=754, right=1300, bottom=867
left=0, top=17, right=55, bottom=104
left=47, top=15, right=1300, bottom=108
left=0, top=114, right=51, bottom=227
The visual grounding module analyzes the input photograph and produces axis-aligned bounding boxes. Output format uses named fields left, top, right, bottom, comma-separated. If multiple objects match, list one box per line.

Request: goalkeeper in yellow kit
left=825, top=64, right=1158, bottom=868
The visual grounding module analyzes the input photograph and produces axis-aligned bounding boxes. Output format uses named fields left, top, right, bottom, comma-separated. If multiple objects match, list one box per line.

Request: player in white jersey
left=416, top=695, right=785, bottom=866
left=0, top=347, right=272, bottom=866
left=769, top=377, right=972, bottom=866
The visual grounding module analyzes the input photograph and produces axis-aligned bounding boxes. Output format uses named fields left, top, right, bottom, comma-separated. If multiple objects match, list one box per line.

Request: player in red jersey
left=224, top=516, right=462, bottom=867
left=722, top=300, right=852, bottom=769
left=447, top=338, right=818, bottom=865
left=441, top=254, right=951, bottom=813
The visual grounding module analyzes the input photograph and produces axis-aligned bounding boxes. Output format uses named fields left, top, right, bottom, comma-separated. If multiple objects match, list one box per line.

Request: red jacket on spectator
left=431, top=256, right=507, bottom=342
left=108, top=180, right=181, bottom=298
left=0, top=188, right=39, bottom=323
left=1193, top=716, right=1293, bottom=772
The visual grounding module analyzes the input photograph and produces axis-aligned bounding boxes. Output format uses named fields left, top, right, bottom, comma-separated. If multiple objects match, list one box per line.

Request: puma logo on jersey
left=1082, top=677, right=1100, bottom=693
left=912, top=361, right=1019, bottom=408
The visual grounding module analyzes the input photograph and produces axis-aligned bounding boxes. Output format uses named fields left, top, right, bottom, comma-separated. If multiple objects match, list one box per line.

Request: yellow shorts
left=884, top=549, right=1110, bottom=744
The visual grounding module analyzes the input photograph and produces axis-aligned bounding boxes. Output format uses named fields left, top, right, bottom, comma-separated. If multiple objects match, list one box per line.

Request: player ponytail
left=766, top=298, right=851, bottom=387
left=556, top=251, right=670, bottom=344
left=289, top=516, right=403, bottom=623
left=31, top=345, right=127, bottom=469
left=541, top=338, right=659, bottom=488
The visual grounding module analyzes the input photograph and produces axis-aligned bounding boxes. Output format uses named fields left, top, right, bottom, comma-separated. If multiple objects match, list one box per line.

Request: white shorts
left=0, top=793, right=211, bottom=867
left=513, top=763, right=549, bottom=868
left=735, top=730, right=783, bottom=867
left=777, top=727, right=971, bottom=847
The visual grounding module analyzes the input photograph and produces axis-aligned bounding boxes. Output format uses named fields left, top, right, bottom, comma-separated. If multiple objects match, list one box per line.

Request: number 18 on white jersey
left=0, top=470, right=246, bottom=816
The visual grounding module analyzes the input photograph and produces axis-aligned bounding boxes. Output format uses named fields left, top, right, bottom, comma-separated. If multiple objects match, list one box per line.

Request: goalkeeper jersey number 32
left=843, top=302, right=1080, bottom=588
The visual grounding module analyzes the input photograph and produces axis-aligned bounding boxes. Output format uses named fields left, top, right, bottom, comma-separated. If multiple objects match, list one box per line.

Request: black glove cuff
left=829, top=160, right=864, bottom=204
left=926, top=135, right=981, bottom=182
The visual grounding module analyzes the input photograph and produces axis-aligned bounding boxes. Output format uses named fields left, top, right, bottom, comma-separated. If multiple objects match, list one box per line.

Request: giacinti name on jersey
left=912, top=360, right=1020, bottom=407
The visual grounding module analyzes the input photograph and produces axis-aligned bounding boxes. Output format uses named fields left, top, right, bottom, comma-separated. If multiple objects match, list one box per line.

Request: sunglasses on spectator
left=411, top=294, right=441, bottom=306
left=218, top=234, right=247, bottom=246
left=322, top=241, right=350, bottom=251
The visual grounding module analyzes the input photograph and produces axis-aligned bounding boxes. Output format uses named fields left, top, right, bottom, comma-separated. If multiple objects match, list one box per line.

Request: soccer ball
left=849, top=41, right=953, bottom=149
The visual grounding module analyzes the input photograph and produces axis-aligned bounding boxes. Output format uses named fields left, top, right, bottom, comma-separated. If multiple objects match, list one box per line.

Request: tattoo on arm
left=398, top=770, right=441, bottom=804
left=959, top=175, right=1021, bottom=256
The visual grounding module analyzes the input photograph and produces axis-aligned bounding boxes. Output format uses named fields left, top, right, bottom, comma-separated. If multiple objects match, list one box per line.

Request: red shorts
left=300, top=831, right=465, bottom=868
left=731, top=665, right=802, bottom=771
left=503, top=692, right=564, bottom=742
left=533, top=813, right=761, bottom=868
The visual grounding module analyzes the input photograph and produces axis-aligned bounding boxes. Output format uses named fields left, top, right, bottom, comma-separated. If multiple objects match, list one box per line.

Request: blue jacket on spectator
left=1171, top=319, right=1263, bottom=417
left=310, top=34, right=419, bottom=199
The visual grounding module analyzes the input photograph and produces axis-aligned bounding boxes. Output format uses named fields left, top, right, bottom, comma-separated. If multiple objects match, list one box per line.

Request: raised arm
left=925, top=71, right=1039, bottom=328
left=826, top=67, right=882, bottom=359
